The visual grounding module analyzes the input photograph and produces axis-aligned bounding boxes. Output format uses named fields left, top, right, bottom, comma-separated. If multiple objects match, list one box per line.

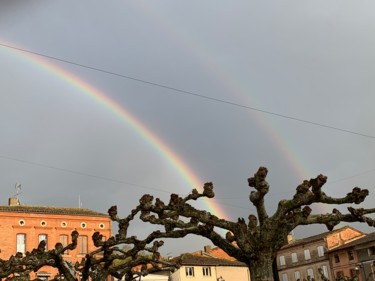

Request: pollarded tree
left=138, top=166, right=375, bottom=281
left=0, top=205, right=188, bottom=281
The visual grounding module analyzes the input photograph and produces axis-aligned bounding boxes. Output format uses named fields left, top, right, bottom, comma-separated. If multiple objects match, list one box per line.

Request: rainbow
left=128, top=4, right=333, bottom=214
left=0, top=42, right=230, bottom=219
left=131, top=3, right=311, bottom=181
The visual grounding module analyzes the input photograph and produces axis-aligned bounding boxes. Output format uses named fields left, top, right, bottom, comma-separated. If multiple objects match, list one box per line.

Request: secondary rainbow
left=128, top=5, right=333, bottom=214
left=0, top=42, right=230, bottom=219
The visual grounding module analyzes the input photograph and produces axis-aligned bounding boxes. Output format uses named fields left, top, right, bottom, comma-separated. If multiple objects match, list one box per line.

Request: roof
left=0, top=205, right=109, bottom=217
left=177, top=254, right=246, bottom=267
left=281, top=226, right=360, bottom=250
left=328, top=232, right=375, bottom=252
left=192, top=246, right=237, bottom=261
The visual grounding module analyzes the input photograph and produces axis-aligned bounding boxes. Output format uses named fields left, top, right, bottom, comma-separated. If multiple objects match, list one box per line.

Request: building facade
left=170, top=254, right=250, bottom=281
left=276, top=226, right=365, bottom=281
left=328, top=232, right=375, bottom=281
left=0, top=197, right=112, bottom=280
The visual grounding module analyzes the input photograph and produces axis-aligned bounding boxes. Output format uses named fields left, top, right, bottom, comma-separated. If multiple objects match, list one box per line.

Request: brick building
left=276, top=226, right=365, bottom=281
left=328, top=232, right=375, bottom=281
left=0, top=197, right=112, bottom=280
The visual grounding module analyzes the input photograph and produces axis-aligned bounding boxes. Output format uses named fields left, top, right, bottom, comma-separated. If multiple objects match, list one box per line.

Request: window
left=282, top=273, right=289, bottom=281
left=279, top=255, right=286, bottom=266
left=334, top=254, right=340, bottom=263
left=320, top=266, right=328, bottom=279
left=368, top=246, right=375, bottom=256
left=185, top=267, right=194, bottom=277
left=291, top=252, right=298, bottom=263
left=307, top=268, right=314, bottom=279
left=317, top=246, right=325, bottom=257
left=202, top=267, right=211, bottom=276
left=16, top=234, right=26, bottom=254
left=78, top=236, right=88, bottom=255
left=336, top=271, right=344, bottom=279
left=304, top=249, right=311, bottom=260
left=294, top=271, right=301, bottom=281
left=38, top=234, right=48, bottom=250
left=36, top=272, right=51, bottom=281
left=60, top=235, right=69, bottom=254
left=348, top=250, right=354, bottom=260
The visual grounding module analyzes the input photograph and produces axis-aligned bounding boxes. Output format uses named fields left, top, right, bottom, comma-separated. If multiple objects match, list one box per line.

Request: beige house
left=276, top=226, right=364, bottom=281
left=169, top=254, right=250, bottom=281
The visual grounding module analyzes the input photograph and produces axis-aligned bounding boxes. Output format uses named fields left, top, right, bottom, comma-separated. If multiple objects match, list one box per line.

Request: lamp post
left=354, top=266, right=360, bottom=281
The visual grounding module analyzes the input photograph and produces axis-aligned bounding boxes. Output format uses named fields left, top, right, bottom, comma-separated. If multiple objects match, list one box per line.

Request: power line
left=1, top=43, right=374, bottom=139
left=0, top=154, right=253, bottom=211
left=0, top=154, right=171, bottom=195
left=1, top=154, right=374, bottom=211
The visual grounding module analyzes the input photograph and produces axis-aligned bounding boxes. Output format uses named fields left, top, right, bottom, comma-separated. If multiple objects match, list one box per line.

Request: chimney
left=204, top=245, right=212, bottom=253
left=8, top=197, right=20, bottom=206
left=287, top=233, right=294, bottom=244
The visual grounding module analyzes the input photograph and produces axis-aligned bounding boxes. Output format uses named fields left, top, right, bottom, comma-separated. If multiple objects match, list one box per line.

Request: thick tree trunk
left=249, top=253, right=275, bottom=281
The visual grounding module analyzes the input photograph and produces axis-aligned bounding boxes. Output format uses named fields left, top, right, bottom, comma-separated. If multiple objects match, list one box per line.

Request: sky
left=0, top=1, right=374, bottom=256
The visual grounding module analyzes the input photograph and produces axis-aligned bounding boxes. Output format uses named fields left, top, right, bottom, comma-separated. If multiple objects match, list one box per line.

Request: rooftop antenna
left=14, top=182, right=22, bottom=197
left=78, top=195, right=82, bottom=208
left=10, top=182, right=22, bottom=206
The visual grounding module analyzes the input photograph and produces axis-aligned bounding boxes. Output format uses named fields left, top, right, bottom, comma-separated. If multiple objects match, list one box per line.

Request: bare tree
left=2, top=167, right=374, bottom=281
left=138, top=166, right=375, bottom=281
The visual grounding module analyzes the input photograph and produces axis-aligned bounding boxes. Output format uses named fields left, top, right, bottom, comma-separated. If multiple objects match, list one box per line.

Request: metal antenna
left=14, top=182, right=22, bottom=197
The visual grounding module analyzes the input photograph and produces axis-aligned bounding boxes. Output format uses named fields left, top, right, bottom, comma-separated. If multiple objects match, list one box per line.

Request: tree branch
left=248, top=167, right=270, bottom=225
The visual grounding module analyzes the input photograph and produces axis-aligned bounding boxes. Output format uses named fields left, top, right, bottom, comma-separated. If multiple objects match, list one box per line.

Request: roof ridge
left=0, top=205, right=108, bottom=217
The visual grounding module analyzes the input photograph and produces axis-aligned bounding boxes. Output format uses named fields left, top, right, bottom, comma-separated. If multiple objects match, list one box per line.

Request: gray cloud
left=0, top=1, right=374, bottom=255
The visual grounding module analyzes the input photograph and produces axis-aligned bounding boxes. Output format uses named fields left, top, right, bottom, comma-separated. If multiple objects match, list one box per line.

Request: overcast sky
left=0, top=1, right=374, bottom=256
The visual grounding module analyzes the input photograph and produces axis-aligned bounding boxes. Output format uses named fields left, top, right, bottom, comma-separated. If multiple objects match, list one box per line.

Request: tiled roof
left=0, top=205, right=108, bottom=217
left=281, top=226, right=360, bottom=250
left=328, top=232, right=375, bottom=252
left=192, top=247, right=237, bottom=261
left=177, top=254, right=246, bottom=267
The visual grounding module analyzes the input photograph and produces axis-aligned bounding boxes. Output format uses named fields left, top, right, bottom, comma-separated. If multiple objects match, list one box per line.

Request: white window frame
left=202, top=267, right=211, bottom=276
left=304, top=249, right=311, bottom=260
left=38, top=234, right=48, bottom=250
left=282, top=273, right=289, bottom=281
left=307, top=268, right=314, bottom=279
left=279, top=255, right=286, bottom=266
left=291, top=252, right=298, bottom=263
left=78, top=235, right=88, bottom=255
left=294, top=271, right=301, bottom=281
left=317, top=246, right=324, bottom=257
left=16, top=233, right=26, bottom=254
left=185, top=267, right=194, bottom=277
left=321, top=266, right=329, bottom=279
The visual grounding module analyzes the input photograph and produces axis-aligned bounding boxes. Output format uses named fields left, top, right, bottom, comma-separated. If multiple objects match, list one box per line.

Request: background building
left=328, top=232, right=375, bottom=281
left=169, top=253, right=250, bottom=281
left=0, top=197, right=112, bottom=280
left=276, top=226, right=365, bottom=281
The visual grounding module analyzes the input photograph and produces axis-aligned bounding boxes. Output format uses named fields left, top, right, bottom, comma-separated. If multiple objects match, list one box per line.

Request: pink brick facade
left=0, top=198, right=112, bottom=279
